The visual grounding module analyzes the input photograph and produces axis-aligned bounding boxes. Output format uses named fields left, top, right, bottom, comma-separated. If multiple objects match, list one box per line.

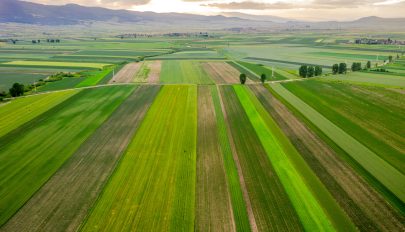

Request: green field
left=0, top=86, right=135, bottom=226
left=160, top=60, right=213, bottom=84
left=325, top=71, right=405, bottom=87
left=269, top=83, right=405, bottom=205
left=82, top=85, right=197, bottom=231
left=237, top=61, right=287, bottom=81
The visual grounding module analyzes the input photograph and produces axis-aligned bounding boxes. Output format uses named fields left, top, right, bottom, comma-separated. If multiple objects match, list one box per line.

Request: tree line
left=298, top=65, right=322, bottom=78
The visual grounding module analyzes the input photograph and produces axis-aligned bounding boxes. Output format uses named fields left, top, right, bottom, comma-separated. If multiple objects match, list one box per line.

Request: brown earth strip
left=195, top=86, right=236, bottom=232
left=2, top=86, right=161, bottom=232
left=249, top=84, right=405, bottom=232
left=148, top=60, right=161, bottom=84
left=202, top=62, right=240, bottom=84
left=108, top=62, right=142, bottom=83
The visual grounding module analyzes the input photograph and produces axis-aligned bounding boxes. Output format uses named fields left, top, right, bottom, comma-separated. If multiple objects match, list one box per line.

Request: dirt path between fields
left=216, top=85, right=258, bottom=232
left=147, top=60, right=161, bottom=84
left=249, top=84, right=405, bottom=231
left=2, top=86, right=161, bottom=232
left=109, top=62, right=142, bottom=83
left=195, top=86, right=236, bottom=232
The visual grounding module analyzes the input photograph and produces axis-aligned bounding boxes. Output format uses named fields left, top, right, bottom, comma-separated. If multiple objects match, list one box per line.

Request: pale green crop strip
left=270, top=83, right=405, bottom=203
left=234, top=85, right=335, bottom=232
left=4, top=61, right=108, bottom=69
left=0, top=90, right=79, bottom=138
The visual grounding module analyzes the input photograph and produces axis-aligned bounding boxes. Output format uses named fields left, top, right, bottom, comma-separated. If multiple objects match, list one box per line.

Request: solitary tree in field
left=307, top=66, right=315, bottom=77
left=332, top=64, right=339, bottom=74
left=315, top=66, right=322, bottom=76
left=239, top=73, right=247, bottom=84
left=260, top=74, right=267, bottom=83
left=9, top=83, right=24, bottom=97
left=366, top=61, right=371, bottom=69
left=388, top=55, right=393, bottom=63
left=397, top=54, right=400, bottom=59
left=338, top=63, right=347, bottom=74
left=299, top=65, right=308, bottom=78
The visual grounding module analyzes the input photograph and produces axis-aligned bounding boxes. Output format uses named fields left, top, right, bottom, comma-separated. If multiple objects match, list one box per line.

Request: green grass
left=310, top=52, right=388, bottom=61
left=227, top=61, right=259, bottom=82
left=153, top=50, right=224, bottom=60
left=76, top=67, right=113, bottom=87
left=235, top=85, right=356, bottom=231
left=160, top=60, right=213, bottom=84
left=219, top=85, right=303, bottom=231
left=81, top=85, right=197, bottom=231
left=0, top=90, right=78, bottom=137
left=38, top=77, right=86, bottom=92
left=0, top=86, right=135, bottom=226
left=210, top=86, right=251, bottom=231
left=0, top=72, right=47, bottom=92
left=325, top=72, right=405, bottom=88
left=237, top=61, right=287, bottom=81
left=269, top=83, right=405, bottom=204
left=283, top=80, right=405, bottom=174
left=3, top=61, right=108, bottom=69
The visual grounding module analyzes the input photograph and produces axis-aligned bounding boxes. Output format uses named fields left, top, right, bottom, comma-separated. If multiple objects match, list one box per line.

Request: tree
left=338, top=63, right=347, bottom=74
left=332, top=64, right=339, bottom=74
left=307, top=66, right=315, bottom=77
left=366, top=61, right=371, bottom=69
left=260, top=73, right=267, bottom=83
left=388, top=55, right=393, bottom=63
left=351, top=62, right=362, bottom=72
left=239, top=73, right=247, bottom=84
left=299, top=65, right=308, bottom=78
left=9, top=83, right=24, bottom=97
left=397, top=54, right=400, bottom=59
left=314, top=66, right=322, bottom=76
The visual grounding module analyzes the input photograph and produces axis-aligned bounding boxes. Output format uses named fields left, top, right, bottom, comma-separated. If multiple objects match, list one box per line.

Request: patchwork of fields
left=1, top=36, right=404, bottom=231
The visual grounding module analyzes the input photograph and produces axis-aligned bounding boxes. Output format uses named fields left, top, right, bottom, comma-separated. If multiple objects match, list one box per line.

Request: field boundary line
left=216, top=85, right=258, bottom=232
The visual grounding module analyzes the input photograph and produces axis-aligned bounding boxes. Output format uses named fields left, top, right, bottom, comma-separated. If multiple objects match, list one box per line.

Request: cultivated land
left=1, top=32, right=404, bottom=231
left=108, top=62, right=142, bottom=83
left=81, top=85, right=197, bottom=231
left=2, top=86, right=160, bottom=232
left=0, top=86, right=134, bottom=226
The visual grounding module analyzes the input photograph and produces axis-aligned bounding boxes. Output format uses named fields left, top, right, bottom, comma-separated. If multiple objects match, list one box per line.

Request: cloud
left=202, top=0, right=405, bottom=10
left=27, top=0, right=151, bottom=9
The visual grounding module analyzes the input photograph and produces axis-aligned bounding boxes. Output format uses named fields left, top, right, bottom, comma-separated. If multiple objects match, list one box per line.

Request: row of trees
left=299, top=65, right=322, bottom=78
left=332, top=63, right=347, bottom=74
left=239, top=73, right=267, bottom=84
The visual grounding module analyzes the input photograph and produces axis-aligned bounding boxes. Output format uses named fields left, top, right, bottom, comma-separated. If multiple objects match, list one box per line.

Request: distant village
left=354, top=38, right=405, bottom=45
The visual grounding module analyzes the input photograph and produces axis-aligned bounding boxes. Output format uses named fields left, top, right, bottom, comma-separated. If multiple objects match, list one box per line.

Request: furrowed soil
left=108, top=62, right=142, bottom=83
left=249, top=84, right=405, bottom=231
left=195, top=86, right=235, bottom=231
left=202, top=62, right=240, bottom=84
left=148, top=60, right=161, bottom=84
left=219, top=85, right=303, bottom=232
left=1, top=86, right=160, bottom=232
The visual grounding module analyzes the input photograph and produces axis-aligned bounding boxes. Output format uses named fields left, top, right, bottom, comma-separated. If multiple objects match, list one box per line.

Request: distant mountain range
left=1, top=0, right=405, bottom=31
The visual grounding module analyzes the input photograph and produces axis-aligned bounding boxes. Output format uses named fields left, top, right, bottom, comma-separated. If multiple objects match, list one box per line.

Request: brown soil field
left=109, top=62, right=142, bottom=83
left=202, top=62, right=241, bottom=84
left=249, top=84, right=405, bottom=232
left=195, top=86, right=236, bottom=231
left=148, top=60, right=161, bottom=84
left=2, top=86, right=161, bottom=232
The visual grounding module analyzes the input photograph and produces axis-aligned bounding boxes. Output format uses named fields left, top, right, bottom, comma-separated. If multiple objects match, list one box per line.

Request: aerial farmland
left=0, top=0, right=405, bottom=231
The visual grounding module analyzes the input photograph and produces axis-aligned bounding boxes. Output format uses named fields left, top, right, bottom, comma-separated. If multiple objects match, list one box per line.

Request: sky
left=26, top=0, right=405, bottom=21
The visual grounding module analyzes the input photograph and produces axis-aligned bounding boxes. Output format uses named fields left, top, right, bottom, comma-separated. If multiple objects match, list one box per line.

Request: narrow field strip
left=249, top=84, right=405, bottom=231
left=81, top=85, right=197, bottom=231
left=76, top=67, right=114, bottom=87
left=211, top=86, right=252, bottom=232
left=147, top=60, right=162, bottom=84
left=3, top=60, right=107, bottom=69
left=2, top=86, right=160, bottom=232
left=0, top=90, right=78, bottom=138
left=219, top=85, right=303, bottom=231
left=227, top=61, right=259, bottom=82
left=0, top=86, right=135, bottom=226
left=108, top=62, right=142, bottom=83
left=202, top=62, right=240, bottom=84
left=235, top=85, right=355, bottom=232
left=234, top=86, right=334, bottom=231
left=269, top=83, right=405, bottom=204
left=195, top=86, right=235, bottom=231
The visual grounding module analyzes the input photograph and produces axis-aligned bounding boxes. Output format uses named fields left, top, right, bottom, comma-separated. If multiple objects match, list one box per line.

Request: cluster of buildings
left=354, top=38, right=405, bottom=45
